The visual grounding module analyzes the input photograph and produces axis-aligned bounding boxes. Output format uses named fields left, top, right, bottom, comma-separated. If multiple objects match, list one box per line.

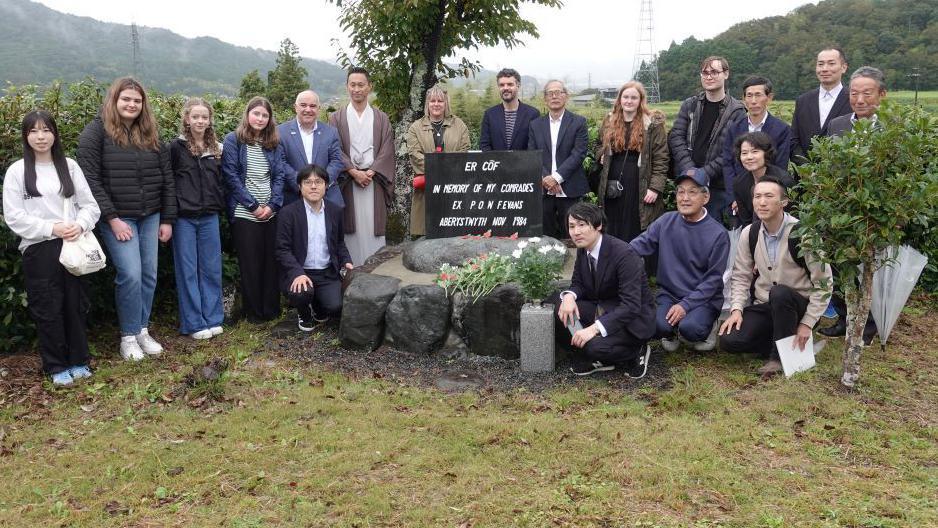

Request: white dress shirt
left=299, top=121, right=317, bottom=163
left=818, top=82, right=843, bottom=128
left=548, top=111, right=567, bottom=197
left=748, top=111, right=769, bottom=132
left=303, top=200, right=331, bottom=270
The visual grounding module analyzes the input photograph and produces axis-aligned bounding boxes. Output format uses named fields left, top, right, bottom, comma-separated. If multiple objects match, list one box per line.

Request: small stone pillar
left=520, top=302, right=555, bottom=372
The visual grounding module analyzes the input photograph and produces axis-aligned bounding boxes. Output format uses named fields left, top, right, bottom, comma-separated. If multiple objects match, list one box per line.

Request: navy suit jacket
left=790, top=86, right=851, bottom=162
left=275, top=199, right=352, bottom=294
left=277, top=120, right=346, bottom=207
left=527, top=110, right=589, bottom=197
left=569, top=235, right=655, bottom=341
left=479, top=101, right=540, bottom=151
left=722, top=113, right=792, bottom=191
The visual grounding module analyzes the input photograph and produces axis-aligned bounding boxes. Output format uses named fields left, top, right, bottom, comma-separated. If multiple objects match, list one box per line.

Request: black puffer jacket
left=77, top=116, right=176, bottom=223
left=169, top=138, right=225, bottom=217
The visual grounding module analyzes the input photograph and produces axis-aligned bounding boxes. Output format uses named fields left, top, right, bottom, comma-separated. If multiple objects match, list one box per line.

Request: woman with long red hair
left=596, top=81, right=669, bottom=241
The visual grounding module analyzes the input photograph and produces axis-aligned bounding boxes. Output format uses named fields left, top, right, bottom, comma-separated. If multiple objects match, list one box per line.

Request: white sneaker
left=120, top=336, right=146, bottom=361
left=209, top=326, right=224, bottom=337
left=135, top=328, right=163, bottom=355
left=660, top=336, right=680, bottom=352
left=693, top=321, right=719, bottom=352
left=190, top=329, right=213, bottom=340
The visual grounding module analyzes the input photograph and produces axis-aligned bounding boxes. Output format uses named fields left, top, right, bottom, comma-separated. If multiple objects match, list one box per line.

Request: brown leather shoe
left=757, top=359, right=783, bottom=376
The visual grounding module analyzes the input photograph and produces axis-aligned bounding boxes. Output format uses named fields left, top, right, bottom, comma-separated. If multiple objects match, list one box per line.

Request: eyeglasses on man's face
left=700, top=69, right=725, bottom=78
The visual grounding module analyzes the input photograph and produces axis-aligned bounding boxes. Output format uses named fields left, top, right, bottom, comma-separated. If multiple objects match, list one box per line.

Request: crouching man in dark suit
left=554, top=202, right=656, bottom=377
left=276, top=165, right=354, bottom=331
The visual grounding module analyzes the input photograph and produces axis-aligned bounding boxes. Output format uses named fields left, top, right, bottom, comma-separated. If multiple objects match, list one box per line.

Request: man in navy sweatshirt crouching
left=630, top=171, right=730, bottom=352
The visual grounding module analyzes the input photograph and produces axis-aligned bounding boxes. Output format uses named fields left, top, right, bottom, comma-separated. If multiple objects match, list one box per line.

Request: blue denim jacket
left=221, top=132, right=287, bottom=219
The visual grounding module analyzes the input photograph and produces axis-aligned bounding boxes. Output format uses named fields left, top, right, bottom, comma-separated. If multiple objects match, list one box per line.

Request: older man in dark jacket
left=669, top=55, right=745, bottom=226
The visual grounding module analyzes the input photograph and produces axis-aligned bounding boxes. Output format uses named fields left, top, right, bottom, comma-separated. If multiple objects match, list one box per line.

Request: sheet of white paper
left=776, top=333, right=816, bottom=378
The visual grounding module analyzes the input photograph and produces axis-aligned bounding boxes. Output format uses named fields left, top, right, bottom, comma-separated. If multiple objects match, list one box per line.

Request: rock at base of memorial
left=453, top=283, right=526, bottom=359
left=435, top=329, right=470, bottom=360
left=385, top=284, right=451, bottom=354
left=222, top=285, right=240, bottom=320
left=339, top=274, right=402, bottom=350
left=402, top=236, right=566, bottom=273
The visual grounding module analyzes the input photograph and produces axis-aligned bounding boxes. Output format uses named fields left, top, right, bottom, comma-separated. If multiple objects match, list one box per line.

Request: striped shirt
left=234, top=144, right=273, bottom=222
left=504, top=109, right=517, bottom=149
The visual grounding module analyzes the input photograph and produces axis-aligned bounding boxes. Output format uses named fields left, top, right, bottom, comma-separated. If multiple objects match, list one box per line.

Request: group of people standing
left=537, top=47, right=887, bottom=376
left=3, top=68, right=396, bottom=385
left=3, top=44, right=888, bottom=384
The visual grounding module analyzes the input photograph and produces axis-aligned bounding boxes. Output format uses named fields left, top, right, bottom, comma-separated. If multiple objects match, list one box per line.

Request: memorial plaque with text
left=424, top=151, right=542, bottom=239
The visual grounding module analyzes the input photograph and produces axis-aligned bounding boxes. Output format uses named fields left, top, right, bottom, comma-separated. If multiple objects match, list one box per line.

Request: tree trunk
left=389, top=0, right=447, bottom=242
left=841, top=253, right=876, bottom=388
left=389, top=59, right=429, bottom=242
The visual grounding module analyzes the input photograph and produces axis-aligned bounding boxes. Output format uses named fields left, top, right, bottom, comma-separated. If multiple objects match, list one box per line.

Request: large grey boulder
left=452, top=283, right=526, bottom=359
left=403, top=236, right=566, bottom=273
left=385, top=284, right=451, bottom=354
left=339, top=274, right=401, bottom=350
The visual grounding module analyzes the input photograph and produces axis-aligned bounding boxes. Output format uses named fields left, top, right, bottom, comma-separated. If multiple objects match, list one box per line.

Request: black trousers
left=549, top=292, right=647, bottom=364
left=22, top=239, right=90, bottom=374
left=720, top=284, right=808, bottom=359
left=543, top=195, right=578, bottom=239
left=284, top=267, right=343, bottom=319
left=231, top=217, right=280, bottom=321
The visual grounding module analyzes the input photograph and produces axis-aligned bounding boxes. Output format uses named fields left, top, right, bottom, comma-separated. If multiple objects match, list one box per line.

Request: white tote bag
left=58, top=198, right=106, bottom=276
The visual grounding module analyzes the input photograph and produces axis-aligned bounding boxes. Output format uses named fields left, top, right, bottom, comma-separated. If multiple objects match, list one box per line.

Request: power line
left=632, top=0, right=660, bottom=103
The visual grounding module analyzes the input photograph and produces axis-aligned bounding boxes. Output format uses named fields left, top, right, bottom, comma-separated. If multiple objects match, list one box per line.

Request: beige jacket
left=730, top=214, right=833, bottom=328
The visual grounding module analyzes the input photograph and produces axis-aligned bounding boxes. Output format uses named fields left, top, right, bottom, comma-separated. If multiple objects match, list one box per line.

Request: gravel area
left=266, top=317, right=673, bottom=395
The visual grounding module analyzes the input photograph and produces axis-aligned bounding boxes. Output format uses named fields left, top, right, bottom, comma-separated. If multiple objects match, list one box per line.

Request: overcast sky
left=36, top=0, right=818, bottom=89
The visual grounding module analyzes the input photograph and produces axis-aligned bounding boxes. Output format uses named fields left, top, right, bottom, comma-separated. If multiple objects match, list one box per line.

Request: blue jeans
left=99, top=213, right=160, bottom=336
left=172, top=215, right=224, bottom=334
left=655, top=294, right=719, bottom=342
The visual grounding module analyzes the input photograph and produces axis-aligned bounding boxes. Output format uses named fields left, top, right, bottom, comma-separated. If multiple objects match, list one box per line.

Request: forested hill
left=654, top=0, right=937, bottom=100
left=0, top=0, right=346, bottom=98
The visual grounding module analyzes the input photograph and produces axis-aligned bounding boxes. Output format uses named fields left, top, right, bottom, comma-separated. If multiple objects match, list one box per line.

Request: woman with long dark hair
left=77, top=77, right=176, bottom=361
left=731, top=131, right=793, bottom=228
left=596, top=81, right=669, bottom=241
left=170, top=98, right=226, bottom=339
left=221, top=96, right=287, bottom=322
left=3, top=111, right=100, bottom=385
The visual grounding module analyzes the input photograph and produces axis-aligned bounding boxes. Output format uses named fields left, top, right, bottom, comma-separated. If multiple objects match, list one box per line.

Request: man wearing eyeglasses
left=669, top=56, right=746, bottom=227
left=528, top=80, right=589, bottom=239
left=630, top=171, right=729, bottom=353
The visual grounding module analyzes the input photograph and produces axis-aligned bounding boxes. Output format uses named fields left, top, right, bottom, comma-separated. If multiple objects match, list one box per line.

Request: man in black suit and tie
left=276, top=165, right=354, bottom=331
left=479, top=68, right=540, bottom=151
left=790, top=47, right=852, bottom=164
left=528, top=80, right=589, bottom=239
left=555, top=202, right=656, bottom=377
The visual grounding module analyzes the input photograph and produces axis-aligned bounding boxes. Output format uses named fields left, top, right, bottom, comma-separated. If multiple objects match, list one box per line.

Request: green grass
left=1, top=305, right=936, bottom=527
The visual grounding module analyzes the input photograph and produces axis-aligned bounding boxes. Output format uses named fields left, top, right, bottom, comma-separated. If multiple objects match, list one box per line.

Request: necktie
left=589, top=254, right=598, bottom=283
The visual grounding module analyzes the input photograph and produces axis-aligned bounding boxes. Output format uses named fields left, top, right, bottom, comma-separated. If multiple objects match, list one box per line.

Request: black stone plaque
left=424, top=151, right=543, bottom=239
